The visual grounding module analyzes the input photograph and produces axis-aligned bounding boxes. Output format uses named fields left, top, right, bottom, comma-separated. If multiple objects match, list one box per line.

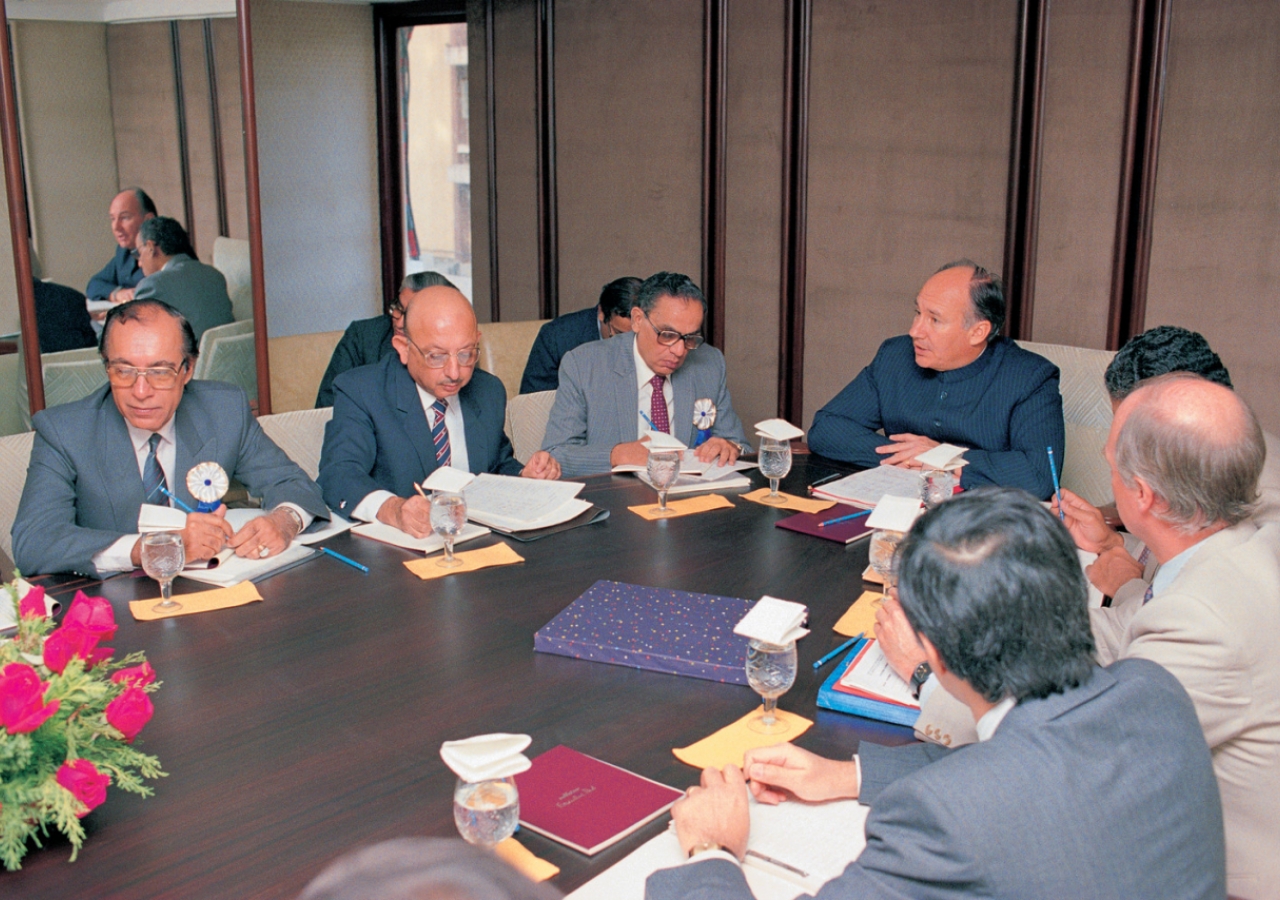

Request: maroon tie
left=649, top=374, right=670, bottom=434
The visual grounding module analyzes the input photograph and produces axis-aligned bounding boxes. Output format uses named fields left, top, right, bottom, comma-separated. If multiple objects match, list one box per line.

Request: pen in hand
left=1047, top=446, right=1064, bottom=522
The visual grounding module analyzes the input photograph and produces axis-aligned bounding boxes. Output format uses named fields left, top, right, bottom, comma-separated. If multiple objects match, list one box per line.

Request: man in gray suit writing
left=647, top=488, right=1225, bottom=900
left=541, top=272, right=750, bottom=478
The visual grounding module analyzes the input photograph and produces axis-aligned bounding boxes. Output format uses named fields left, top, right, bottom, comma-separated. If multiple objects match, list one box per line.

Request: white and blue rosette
left=692, top=398, right=717, bottom=448
left=186, top=461, right=229, bottom=514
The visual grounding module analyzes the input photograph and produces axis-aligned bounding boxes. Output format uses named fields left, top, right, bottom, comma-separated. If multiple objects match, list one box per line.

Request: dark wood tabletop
left=7, top=458, right=915, bottom=899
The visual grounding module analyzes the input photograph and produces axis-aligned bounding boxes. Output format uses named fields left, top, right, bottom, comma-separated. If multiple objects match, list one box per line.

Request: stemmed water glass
left=745, top=638, right=798, bottom=734
left=647, top=450, right=681, bottom=516
left=142, top=531, right=185, bottom=614
left=757, top=437, right=793, bottom=504
left=453, top=776, right=520, bottom=848
left=920, top=468, right=955, bottom=510
left=430, top=491, right=468, bottom=568
left=868, top=529, right=903, bottom=593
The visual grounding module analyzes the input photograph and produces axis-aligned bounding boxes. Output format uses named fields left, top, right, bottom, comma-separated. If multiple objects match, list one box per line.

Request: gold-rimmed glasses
left=105, top=360, right=189, bottom=389
left=403, top=334, right=481, bottom=369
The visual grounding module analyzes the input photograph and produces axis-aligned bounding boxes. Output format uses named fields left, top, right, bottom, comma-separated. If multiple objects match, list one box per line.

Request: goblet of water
left=647, top=450, right=681, bottom=516
left=745, top=638, right=798, bottom=734
left=453, top=776, right=520, bottom=848
left=868, top=529, right=903, bottom=592
left=141, top=531, right=185, bottom=614
left=758, top=438, right=793, bottom=503
left=430, top=491, right=468, bottom=568
left=920, top=468, right=955, bottom=510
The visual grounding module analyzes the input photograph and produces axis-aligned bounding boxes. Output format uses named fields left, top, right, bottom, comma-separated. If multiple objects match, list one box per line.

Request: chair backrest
left=41, top=347, right=108, bottom=412
left=0, top=430, right=35, bottom=563
left=195, top=319, right=257, bottom=399
left=267, top=330, right=345, bottom=413
left=477, top=319, right=549, bottom=400
left=212, top=236, right=254, bottom=322
left=1016, top=340, right=1116, bottom=506
left=256, top=407, right=333, bottom=481
left=505, top=390, right=556, bottom=463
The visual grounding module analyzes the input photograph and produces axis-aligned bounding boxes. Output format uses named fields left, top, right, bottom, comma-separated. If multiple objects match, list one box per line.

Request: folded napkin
left=741, top=488, right=835, bottom=514
left=494, top=837, right=560, bottom=882
left=629, top=494, right=734, bottom=521
left=129, top=581, right=263, bottom=621
left=673, top=707, right=813, bottom=769
left=833, top=590, right=883, bottom=637
left=404, top=542, right=525, bottom=580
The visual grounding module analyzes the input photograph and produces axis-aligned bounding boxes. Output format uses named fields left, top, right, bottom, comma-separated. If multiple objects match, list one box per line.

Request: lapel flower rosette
left=0, top=579, right=165, bottom=870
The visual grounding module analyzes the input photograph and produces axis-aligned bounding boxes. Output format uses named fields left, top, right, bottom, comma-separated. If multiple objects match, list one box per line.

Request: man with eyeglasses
left=519, top=275, right=640, bottom=394
left=318, top=284, right=561, bottom=538
left=542, top=271, right=750, bottom=478
left=12, top=299, right=329, bottom=577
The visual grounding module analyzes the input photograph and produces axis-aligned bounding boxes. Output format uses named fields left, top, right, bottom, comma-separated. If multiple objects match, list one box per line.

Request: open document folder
left=613, top=450, right=756, bottom=495
left=461, top=473, right=592, bottom=532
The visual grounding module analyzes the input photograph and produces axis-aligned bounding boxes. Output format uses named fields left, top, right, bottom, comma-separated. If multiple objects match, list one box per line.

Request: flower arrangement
left=0, top=579, right=164, bottom=870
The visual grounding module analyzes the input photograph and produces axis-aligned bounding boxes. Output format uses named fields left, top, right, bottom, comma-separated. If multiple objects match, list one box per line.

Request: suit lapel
left=612, top=334, right=640, bottom=443
left=173, top=395, right=216, bottom=508
left=459, top=382, right=487, bottom=474
left=394, top=361, right=438, bottom=479
left=94, top=390, right=147, bottom=526
left=671, top=365, right=695, bottom=445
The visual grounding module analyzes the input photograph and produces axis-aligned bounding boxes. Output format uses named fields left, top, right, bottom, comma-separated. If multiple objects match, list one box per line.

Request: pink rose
left=63, top=592, right=117, bottom=640
left=110, top=661, right=156, bottom=688
left=0, top=663, right=60, bottom=734
left=105, top=687, right=153, bottom=743
left=56, top=759, right=109, bottom=817
left=18, top=584, right=47, bottom=620
left=42, top=624, right=113, bottom=675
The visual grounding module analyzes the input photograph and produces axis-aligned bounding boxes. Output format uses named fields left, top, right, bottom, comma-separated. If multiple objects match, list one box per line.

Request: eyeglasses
left=105, top=361, right=189, bottom=389
left=404, top=335, right=480, bottom=369
left=642, top=312, right=704, bottom=350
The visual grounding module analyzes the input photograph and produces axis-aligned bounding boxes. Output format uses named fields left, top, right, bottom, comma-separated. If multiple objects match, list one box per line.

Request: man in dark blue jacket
left=519, top=276, right=640, bottom=394
left=85, top=189, right=156, bottom=307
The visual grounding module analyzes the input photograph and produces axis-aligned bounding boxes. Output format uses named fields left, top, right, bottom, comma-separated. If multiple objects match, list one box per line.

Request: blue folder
left=816, top=638, right=921, bottom=728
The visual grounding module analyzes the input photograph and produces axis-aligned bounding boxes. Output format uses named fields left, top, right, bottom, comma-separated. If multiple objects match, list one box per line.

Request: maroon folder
left=775, top=504, right=874, bottom=544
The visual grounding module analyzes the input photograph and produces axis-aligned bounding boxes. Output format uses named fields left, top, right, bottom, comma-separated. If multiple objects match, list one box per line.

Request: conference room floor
left=8, top=458, right=916, bottom=899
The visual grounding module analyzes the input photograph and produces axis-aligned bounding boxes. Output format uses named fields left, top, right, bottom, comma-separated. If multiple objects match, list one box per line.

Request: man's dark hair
left=895, top=487, right=1095, bottom=703
left=400, top=270, right=459, bottom=293
left=598, top=276, right=642, bottom=320
left=127, top=187, right=157, bottom=217
left=100, top=298, right=199, bottom=363
left=935, top=259, right=1004, bottom=343
left=138, top=216, right=196, bottom=258
left=1104, top=325, right=1232, bottom=401
left=634, top=272, right=706, bottom=315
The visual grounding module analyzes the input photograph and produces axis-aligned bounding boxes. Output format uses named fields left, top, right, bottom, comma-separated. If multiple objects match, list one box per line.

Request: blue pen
left=639, top=409, right=658, bottom=431
left=817, top=509, right=872, bottom=528
left=321, top=546, right=369, bottom=573
left=813, top=633, right=864, bottom=671
left=1047, top=446, right=1064, bottom=521
left=159, top=486, right=195, bottom=514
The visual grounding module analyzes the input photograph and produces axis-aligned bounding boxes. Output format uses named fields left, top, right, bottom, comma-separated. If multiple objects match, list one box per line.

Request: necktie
left=1143, top=584, right=1154, bottom=604
left=431, top=399, right=452, bottom=468
left=143, top=433, right=169, bottom=504
left=649, top=374, right=670, bottom=435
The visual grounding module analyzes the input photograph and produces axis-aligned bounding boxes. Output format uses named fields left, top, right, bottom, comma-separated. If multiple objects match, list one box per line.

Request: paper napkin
left=741, top=488, right=835, bottom=513
left=422, top=465, right=476, bottom=493
left=628, top=494, right=734, bottom=520
left=129, top=581, right=263, bottom=621
left=734, top=596, right=809, bottom=645
left=673, top=708, right=813, bottom=769
left=494, top=837, right=559, bottom=882
left=914, top=443, right=968, bottom=470
left=403, top=542, right=525, bottom=579
left=138, top=503, right=187, bottom=533
left=754, top=418, right=805, bottom=441
left=644, top=431, right=688, bottom=451
left=440, top=733, right=533, bottom=782
left=833, top=591, right=883, bottom=637
left=865, top=494, right=923, bottom=532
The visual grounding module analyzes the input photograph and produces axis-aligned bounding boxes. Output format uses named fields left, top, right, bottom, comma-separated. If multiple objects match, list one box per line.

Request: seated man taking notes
left=807, top=260, right=1064, bottom=498
left=318, top=282, right=560, bottom=537
left=541, top=271, right=750, bottom=478
left=647, top=489, right=1225, bottom=900
left=12, top=300, right=328, bottom=577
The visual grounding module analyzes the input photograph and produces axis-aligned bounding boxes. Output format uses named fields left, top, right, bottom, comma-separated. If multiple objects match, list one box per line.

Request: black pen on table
left=806, top=471, right=844, bottom=495
left=321, top=546, right=368, bottom=573
left=813, top=632, right=864, bottom=671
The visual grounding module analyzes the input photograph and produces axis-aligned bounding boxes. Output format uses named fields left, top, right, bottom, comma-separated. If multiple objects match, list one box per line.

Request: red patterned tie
left=649, top=374, right=670, bottom=434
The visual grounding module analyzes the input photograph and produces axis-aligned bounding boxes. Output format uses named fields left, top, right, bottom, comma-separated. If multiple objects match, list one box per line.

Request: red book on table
left=513, top=745, right=683, bottom=855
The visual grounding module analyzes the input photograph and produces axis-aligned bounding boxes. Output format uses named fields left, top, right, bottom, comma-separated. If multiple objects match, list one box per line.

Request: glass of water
left=647, top=450, right=681, bottom=516
left=430, top=491, right=468, bottom=568
left=745, top=638, right=798, bottom=735
left=920, top=468, right=955, bottom=510
left=868, top=529, right=903, bottom=592
left=141, top=531, right=185, bottom=614
left=453, top=776, right=520, bottom=848
left=757, top=437, right=793, bottom=503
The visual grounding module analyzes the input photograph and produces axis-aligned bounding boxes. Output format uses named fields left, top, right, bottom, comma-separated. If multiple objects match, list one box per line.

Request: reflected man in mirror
left=133, top=217, right=234, bottom=343
left=85, top=188, right=156, bottom=317
left=519, top=275, right=640, bottom=394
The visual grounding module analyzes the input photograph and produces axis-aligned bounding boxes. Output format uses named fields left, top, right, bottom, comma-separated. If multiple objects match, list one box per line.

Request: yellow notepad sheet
left=629, top=494, right=734, bottom=520
left=129, top=581, right=263, bottom=621
left=404, top=542, right=525, bottom=580
left=833, top=591, right=883, bottom=637
left=741, top=488, right=836, bottom=514
left=862, top=565, right=886, bottom=586
left=494, top=837, right=559, bottom=882
left=673, top=708, right=813, bottom=770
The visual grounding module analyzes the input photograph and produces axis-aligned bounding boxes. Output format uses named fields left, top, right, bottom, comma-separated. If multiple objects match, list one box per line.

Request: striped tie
left=143, top=433, right=169, bottom=504
left=430, top=399, right=451, bottom=468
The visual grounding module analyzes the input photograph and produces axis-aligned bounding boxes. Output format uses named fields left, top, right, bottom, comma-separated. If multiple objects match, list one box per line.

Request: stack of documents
left=614, top=450, right=755, bottom=495
left=811, top=466, right=924, bottom=509
left=463, top=474, right=592, bottom=532
left=352, top=520, right=491, bottom=553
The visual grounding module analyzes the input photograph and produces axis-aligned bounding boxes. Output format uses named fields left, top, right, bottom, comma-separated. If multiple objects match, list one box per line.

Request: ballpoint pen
left=812, top=633, right=864, bottom=670
left=817, top=509, right=871, bottom=528
left=320, top=546, right=369, bottom=573
left=806, top=471, right=845, bottom=495
left=639, top=409, right=659, bottom=431
left=1047, top=446, right=1064, bottom=521
left=159, top=486, right=195, bottom=514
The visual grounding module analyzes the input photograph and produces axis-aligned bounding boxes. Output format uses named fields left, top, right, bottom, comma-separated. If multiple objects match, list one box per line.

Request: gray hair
left=401, top=271, right=459, bottom=293
left=1114, top=373, right=1264, bottom=532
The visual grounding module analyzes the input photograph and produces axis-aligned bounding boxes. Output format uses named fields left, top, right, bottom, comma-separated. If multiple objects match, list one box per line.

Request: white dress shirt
left=634, top=340, right=675, bottom=439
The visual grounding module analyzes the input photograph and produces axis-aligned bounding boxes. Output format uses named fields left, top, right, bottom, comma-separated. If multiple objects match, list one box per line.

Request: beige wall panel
left=108, top=22, right=185, bottom=229
left=1031, top=0, right=1129, bottom=349
left=492, top=0, right=540, bottom=321
left=251, top=0, right=381, bottom=337
left=1146, top=0, right=1280, bottom=434
left=467, top=0, right=493, bottom=322
left=178, top=20, right=219, bottom=262
left=723, top=0, right=786, bottom=429
left=802, top=0, right=1017, bottom=428
left=12, top=20, right=117, bottom=294
left=211, top=18, right=248, bottom=242
left=555, top=0, right=703, bottom=314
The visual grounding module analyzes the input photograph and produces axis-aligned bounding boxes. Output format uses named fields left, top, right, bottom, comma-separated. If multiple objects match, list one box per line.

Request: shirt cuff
left=272, top=502, right=314, bottom=532
left=352, top=490, right=397, bottom=523
left=91, top=534, right=141, bottom=573
left=681, top=849, right=740, bottom=868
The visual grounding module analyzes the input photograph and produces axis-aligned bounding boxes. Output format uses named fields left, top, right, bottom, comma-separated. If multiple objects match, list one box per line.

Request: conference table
left=9, top=457, right=915, bottom=899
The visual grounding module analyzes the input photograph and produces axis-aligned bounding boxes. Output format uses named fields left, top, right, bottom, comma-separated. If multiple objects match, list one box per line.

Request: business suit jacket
left=315, top=314, right=396, bottom=408
left=86, top=245, right=143, bottom=302
left=541, top=332, right=751, bottom=478
left=12, top=381, right=329, bottom=578
left=33, top=278, right=97, bottom=353
left=317, top=354, right=522, bottom=516
left=134, top=254, right=234, bottom=342
left=647, top=660, right=1225, bottom=900
left=519, top=305, right=600, bottom=394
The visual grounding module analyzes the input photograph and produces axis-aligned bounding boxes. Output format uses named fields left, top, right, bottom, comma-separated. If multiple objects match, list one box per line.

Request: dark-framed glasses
left=105, top=361, right=189, bottom=389
left=405, top=335, right=480, bottom=369
left=642, top=312, right=704, bottom=349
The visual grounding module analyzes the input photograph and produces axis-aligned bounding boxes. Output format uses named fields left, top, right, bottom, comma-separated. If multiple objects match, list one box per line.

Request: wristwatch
left=909, top=661, right=932, bottom=700
left=687, top=841, right=725, bottom=859
left=278, top=505, right=304, bottom=537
